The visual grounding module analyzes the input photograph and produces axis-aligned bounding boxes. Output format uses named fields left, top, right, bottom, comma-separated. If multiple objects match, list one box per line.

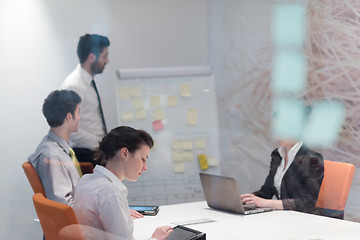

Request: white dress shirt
left=74, top=165, right=136, bottom=239
left=61, top=64, right=105, bottom=150
left=28, top=130, right=80, bottom=206
left=274, top=141, right=303, bottom=198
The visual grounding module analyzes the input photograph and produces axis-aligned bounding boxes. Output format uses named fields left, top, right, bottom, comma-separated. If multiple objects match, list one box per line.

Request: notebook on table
left=199, top=172, right=273, bottom=215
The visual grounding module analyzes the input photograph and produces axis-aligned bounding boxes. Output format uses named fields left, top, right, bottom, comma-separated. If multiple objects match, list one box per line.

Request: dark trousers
left=73, top=148, right=96, bottom=165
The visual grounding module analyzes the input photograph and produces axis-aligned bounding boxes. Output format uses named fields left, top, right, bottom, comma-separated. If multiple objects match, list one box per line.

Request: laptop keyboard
left=245, top=208, right=265, bottom=214
left=243, top=204, right=256, bottom=211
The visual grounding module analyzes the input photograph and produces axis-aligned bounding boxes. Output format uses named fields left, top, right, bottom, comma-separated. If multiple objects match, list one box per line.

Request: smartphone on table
left=129, top=205, right=159, bottom=216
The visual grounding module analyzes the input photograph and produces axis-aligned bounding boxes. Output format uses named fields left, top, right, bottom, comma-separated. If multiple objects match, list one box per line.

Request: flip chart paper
left=131, top=86, right=142, bottom=97
left=195, top=139, right=206, bottom=149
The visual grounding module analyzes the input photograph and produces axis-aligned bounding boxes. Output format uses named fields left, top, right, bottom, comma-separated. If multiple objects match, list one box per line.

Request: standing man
left=61, top=34, right=110, bottom=165
left=28, top=90, right=82, bottom=206
left=61, top=34, right=143, bottom=219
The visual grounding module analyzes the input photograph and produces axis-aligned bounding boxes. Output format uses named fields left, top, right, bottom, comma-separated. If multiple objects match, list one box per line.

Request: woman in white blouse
left=241, top=139, right=324, bottom=214
left=74, top=126, right=173, bottom=240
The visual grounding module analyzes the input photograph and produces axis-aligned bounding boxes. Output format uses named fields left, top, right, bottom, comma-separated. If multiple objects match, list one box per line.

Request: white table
left=133, top=201, right=360, bottom=240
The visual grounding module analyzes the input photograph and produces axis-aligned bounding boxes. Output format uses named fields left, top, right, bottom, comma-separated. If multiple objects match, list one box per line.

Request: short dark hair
left=77, top=34, right=110, bottom=63
left=42, top=90, right=81, bottom=128
left=94, top=126, right=154, bottom=166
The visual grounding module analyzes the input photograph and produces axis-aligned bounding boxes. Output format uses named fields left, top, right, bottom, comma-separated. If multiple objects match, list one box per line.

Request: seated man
left=28, top=90, right=82, bottom=206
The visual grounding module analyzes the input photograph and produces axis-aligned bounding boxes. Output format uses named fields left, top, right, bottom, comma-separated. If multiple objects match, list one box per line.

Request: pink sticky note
left=152, top=120, right=164, bottom=131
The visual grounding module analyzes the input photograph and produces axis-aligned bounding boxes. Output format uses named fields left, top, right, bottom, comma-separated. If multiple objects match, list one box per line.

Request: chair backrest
left=316, top=160, right=355, bottom=212
left=79, top=162, right=94, bottom=175
left=22, top=161, right=46, bottom=197
left=33, top=193, right=83, bottom=240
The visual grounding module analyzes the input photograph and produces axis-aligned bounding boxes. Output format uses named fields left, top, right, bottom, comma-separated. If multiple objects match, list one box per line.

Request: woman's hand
left=241, top=193, right=270, bottom=208
left=129, top=209, right=144, bottom=219
left=241, top=193, right=284, bottom=210
left=151, top=225, right=173, bottom=240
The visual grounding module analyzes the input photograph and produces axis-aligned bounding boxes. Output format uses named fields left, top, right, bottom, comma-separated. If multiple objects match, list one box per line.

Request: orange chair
left=22, top=161, right=46, bottom=197
left=78, top=162, right=94, bottom=175
left=33, top=193, right=84, bottom=240
left=22, top=161, right=93, bottom=196
left=316, top=160, right=355, bottom=219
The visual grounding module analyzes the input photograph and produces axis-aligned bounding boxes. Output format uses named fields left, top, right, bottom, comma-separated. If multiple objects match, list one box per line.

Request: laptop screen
left=199, top=173, right=245, bottom=214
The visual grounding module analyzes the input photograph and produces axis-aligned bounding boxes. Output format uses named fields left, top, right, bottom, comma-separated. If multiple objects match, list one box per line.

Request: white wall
left=210, top=0, right=274, bottom=193
left=104, top=0, right=209, bottom=129
left=0, top=0, right=208, bottom=239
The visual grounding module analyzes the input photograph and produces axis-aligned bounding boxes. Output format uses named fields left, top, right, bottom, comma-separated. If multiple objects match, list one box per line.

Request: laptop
left=199, top=173, right=273, bottom=215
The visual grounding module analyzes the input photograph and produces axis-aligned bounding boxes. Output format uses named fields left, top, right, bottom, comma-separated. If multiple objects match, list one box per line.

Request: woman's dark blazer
left=253, top=145, right=324, bottom=214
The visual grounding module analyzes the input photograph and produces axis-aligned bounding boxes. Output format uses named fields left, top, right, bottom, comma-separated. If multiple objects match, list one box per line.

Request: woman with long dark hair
left=74, top=126, right=173, bottom=240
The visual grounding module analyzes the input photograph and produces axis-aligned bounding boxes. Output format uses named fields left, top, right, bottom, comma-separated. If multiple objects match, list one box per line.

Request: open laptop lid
left=199, top=172, right=246, bottom=214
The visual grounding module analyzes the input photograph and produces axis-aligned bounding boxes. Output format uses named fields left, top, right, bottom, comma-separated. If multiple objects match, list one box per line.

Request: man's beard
left=91, top=61, right=105, bottom=75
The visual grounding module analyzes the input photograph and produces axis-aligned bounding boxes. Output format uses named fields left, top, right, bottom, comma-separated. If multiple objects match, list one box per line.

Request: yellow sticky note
left=131, top=86, right=142, bottom=97
left=118, top=87, right=130, bottom=99
left=186, top=108, right=197, bottom=126
left=195, top=139, right=206, bottom=149
left=172, top=140, right=182, bottom=149
left=135, top=108, right=147, bottom=120
left=153, top=109, right=165, bottom=121
left=132, top=97, right=144, bottom=109
left=168, top=96, right=179, bottom=107
left=122, top=112, right=134, bottom=123
left=150, top=96, right=161, bottom=107
left=182, top=140, right=193, bottom=150
left=152, top=140, right=158, bottom=150
left=207, top=156, right=219, bottom=166
left=172, top=151, right=183, bottom=162
left=180, top=83, right=191, bottom=97
left=173, top=162, right=185, bottom=173
left=183, top=152, right=194, bottom=162
left=198, top=154, right=209, bottom=170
